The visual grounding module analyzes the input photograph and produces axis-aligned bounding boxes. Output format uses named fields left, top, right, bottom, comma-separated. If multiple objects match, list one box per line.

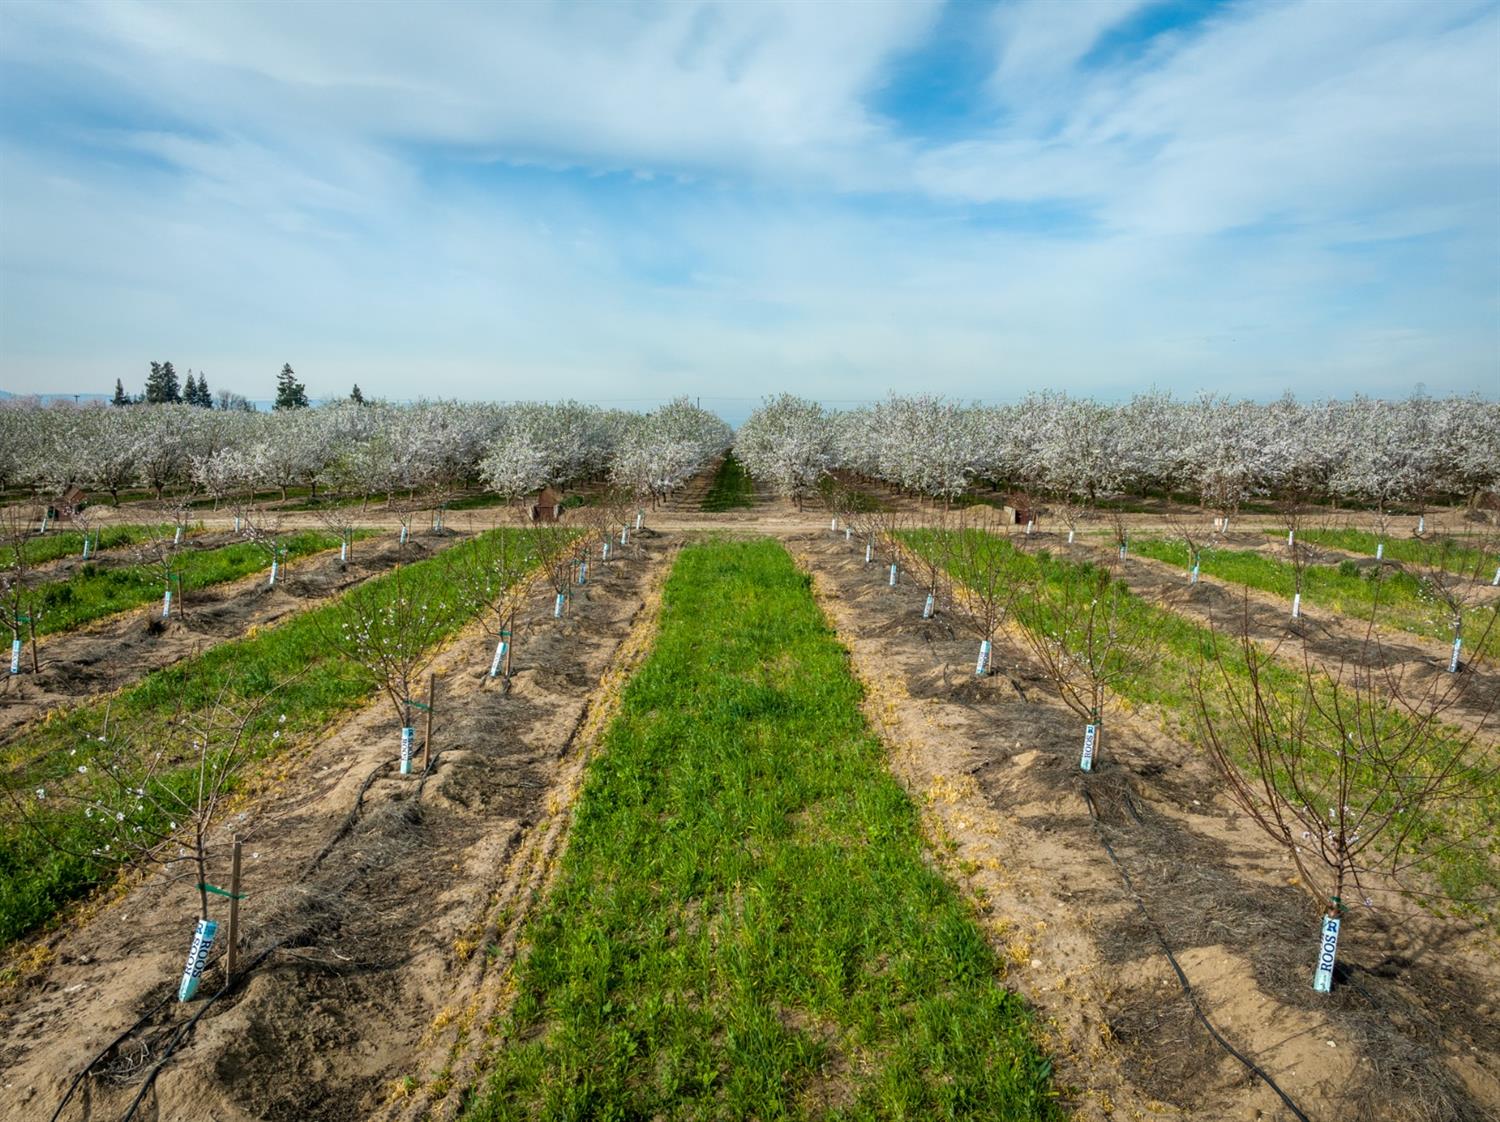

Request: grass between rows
left=1270, top=527, right=1500, bottom=576
left=1130, top=537, right=1497, bottom=658
left=0, top=528, right=545, bottom=950
left=26, top=529, right=379, bottom=636
left=18, top=523, right=196, bottom=567
left=700, top=453, right=757, bottom=512
left=899, top=530, right=1500, bottom=923
left=462, top=538, right=1057, bottom=1122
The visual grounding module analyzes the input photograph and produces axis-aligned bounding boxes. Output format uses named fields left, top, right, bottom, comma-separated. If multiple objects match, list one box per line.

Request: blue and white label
left=490, top=637, right=508, bottom=678
left=1375, top=542, right=1384, bottom=560
left=1312, top=915, right=1340, bottom=993
left=923, top=593, right=934, bottom=619
left=1450, top=636, right=1462, bottom=674
left=9, top=638, right=20, bottom=675
left=162, top=588, right=173, bottom=618
left=554, top=592, right=566, bottom=618
left=1287, top=530, right=1294, bottom=546
left=889, top=563, right=898, bottom=587
left=178, top=918, right=219, bottom=1001
left=844, top=527, right=851, bottom=541
left=268, top=559, right=278, bottom=586
left=340, top=539, right=348, bottom=562
left=1417, top=515, right=1425, bottom=534
left=400, top=726, right=415, bottom=775
left=635, top=512, right=643, bottom=530
left=1291, top=592, right=1301, bottom=619
left=1080, top=724, right=1097, bottom=772
left=174, top=526, right=184, bottom=545
left=400, top=525, right=408, bottom=544
left=621, top=527, right=629, bottom=545
left=1190, top=562, right=1200, bottom=584
left=82, top=538, right=91, bottom=559
left=577, top=561, right=587, bottom=585
left=975, top=639, right=991, bottom=677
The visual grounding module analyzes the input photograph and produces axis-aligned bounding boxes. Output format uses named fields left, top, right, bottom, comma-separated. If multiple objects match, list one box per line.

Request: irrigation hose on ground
left=1080, top=784, right=1313, bottom=1122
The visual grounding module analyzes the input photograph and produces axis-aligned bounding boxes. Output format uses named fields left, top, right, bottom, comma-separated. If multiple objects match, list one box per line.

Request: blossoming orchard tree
left=734, top=394, right=836, bottom=509
left=611, top=397, right=731, bottom=507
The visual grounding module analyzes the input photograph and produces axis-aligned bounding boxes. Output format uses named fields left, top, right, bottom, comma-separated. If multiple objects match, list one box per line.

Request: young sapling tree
left=445, top=522, right=538, bottom=680
left=1194, top=612, right=1498, bottom=991
left=0, top=504, right=43, bottom=673
left=319, top=564, right=462, bottom=775
left=1012, top=557, right=1164, bottom=770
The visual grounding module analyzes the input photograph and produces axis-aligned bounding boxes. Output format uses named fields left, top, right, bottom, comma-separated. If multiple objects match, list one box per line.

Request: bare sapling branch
left=1194, top=600, right=1499, bottom=991
left=444, top=519, right=537, bottom=679
left=1011, top=553, right=1165, bottom=771
left=942, top=506, right=1021, bottom=678
left=0, top=503, right=44, bottom=673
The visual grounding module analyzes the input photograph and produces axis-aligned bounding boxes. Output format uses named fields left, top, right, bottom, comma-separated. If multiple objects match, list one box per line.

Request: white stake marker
left=830, top=517, right=838, bottom=531
left=1067, top=529, right=1075, bottom=544
left=174, top=526, right=183, bottom=545
left=162, top=587, right=173, bottom=618
left=178, top=919, right=218, bottom=1002
left=865, top=541, right=873, bottom=564
left=1449, top=636, right=1462, bottom=674
left=554, top=592, right=565, bottom=618
left=9, top=638, right=20, bottom=675
left=889, top=563, right=898, bottom=587
left=400, top=726, right=415, bottom=775
left=1292, top=592, right=1301, bottom=619
left=923, top=593, right=934, bottom=619
left=490, top=636, right=509, bottom=678
left=1312, top=915, right=1340, bottom=993
left=1376, top=542, right=1384, bottom=560
left=1080, top=723, right=1097, bottom=772
left=975, top=639, right=990, bottom=677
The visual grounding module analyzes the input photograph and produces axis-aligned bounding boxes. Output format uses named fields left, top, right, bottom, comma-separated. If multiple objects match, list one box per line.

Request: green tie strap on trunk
left=198, top=883, right=246, bottom=900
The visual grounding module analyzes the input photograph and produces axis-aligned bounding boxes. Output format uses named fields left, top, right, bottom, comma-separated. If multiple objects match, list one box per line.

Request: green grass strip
left=464, top=539, right=1057, bottom=1122
left=1272, top=527, right=1500, bottom=575
left=25, top=529, right=378, bottom=636
left=0, top=528, right=548, bottom=948
left=901, top=530, right=1500, bottom=923
left=1132, top=537, right=1496, bottom=658
left=700, top=453, right=757, bottom=512
left=19, top=523, right=188, bottom=567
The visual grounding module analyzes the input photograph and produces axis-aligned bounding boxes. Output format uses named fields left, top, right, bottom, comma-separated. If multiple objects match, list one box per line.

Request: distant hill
left=0, top=390, right=111, bottom=404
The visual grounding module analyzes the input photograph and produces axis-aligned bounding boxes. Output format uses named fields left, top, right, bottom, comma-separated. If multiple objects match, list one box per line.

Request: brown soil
left=789, top=529, right=1500, bottom=1122
left=0, top=534, right=671, bottom=1122
left=0, top=533, right=460, bottom=747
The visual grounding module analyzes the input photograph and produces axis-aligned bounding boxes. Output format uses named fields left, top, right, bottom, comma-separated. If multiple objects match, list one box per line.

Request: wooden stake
left=226, top=837, right=242, bottom=977
left=423, top=673, right=436, bottom=770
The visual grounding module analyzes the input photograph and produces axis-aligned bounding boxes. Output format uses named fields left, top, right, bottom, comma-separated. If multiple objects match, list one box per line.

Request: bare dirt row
left=0, top=532, right=671, bottom=1122
left=1, top=532, right=459, bottom=746
left=790, top=528, right=1500, bottom=1122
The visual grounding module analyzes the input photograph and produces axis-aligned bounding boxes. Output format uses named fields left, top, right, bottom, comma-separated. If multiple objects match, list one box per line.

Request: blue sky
left=0, top=0, right=1496, bottom=412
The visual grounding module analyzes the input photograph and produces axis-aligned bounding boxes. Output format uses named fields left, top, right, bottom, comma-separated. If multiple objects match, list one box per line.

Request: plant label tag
left=975, top=639, right=990, bottom=677
left=1312, top=916, right=1340, bottom=993
left=831, top=517, right=837, bottom=531
left=400, top=726, right=415, bottom=775
left=10, top=638, right=20, bottom=674
left=923, top=593, right=934, bottom=619
left=554, top=592, right=566, bottom=618
left=865, top=541, right=873, bottom=563
left=889, top=563, right=898, bottom=587
left=162, top=588, right=173, bottom=618
left=1449, top=637, right=1462, bottom=674
left=178, top=919, right=219, bottom=1001
left=1376, top=542, right=1384, bottom=560
left=1080, top=724, right=1096, bottom=772
left=1291, top=592, right=1301, bottom=619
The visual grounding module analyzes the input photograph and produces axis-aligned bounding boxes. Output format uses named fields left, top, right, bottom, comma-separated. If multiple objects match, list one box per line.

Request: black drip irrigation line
left=1080, top=785, right=1313, bottom=1122
left=117, top=943, right=283, bottom=1122
left=48, top=992, right=174, bottom=1122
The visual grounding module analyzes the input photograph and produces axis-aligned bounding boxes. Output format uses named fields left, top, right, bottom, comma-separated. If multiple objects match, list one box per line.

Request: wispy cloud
left=0, top=0, right=1494, bottom=404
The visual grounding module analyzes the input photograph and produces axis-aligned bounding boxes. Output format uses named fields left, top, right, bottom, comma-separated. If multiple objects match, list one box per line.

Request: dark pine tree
left=194, top=371, right=213, bottom=407
left=183, top=373, right=199, bottom=405
left=350, top=383, right=365, bottom=405
left=274, top=363, right=309, bottom=410
left=111, top=378, right=130, bottom=407
left=144, top=361, right=182, bottom=404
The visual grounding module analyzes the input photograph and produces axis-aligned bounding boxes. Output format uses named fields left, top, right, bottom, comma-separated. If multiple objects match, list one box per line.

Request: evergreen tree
left=274, top=363, right=309, bottom=410
left=111, top=378, right=130, bottom=407
left=194, top=371, right=212, bottom=407
left=183, top=373, right=199, bottom=405
left=350, top=383, right=365, bottom=405
left=144, top=361, right=182, bottom=404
